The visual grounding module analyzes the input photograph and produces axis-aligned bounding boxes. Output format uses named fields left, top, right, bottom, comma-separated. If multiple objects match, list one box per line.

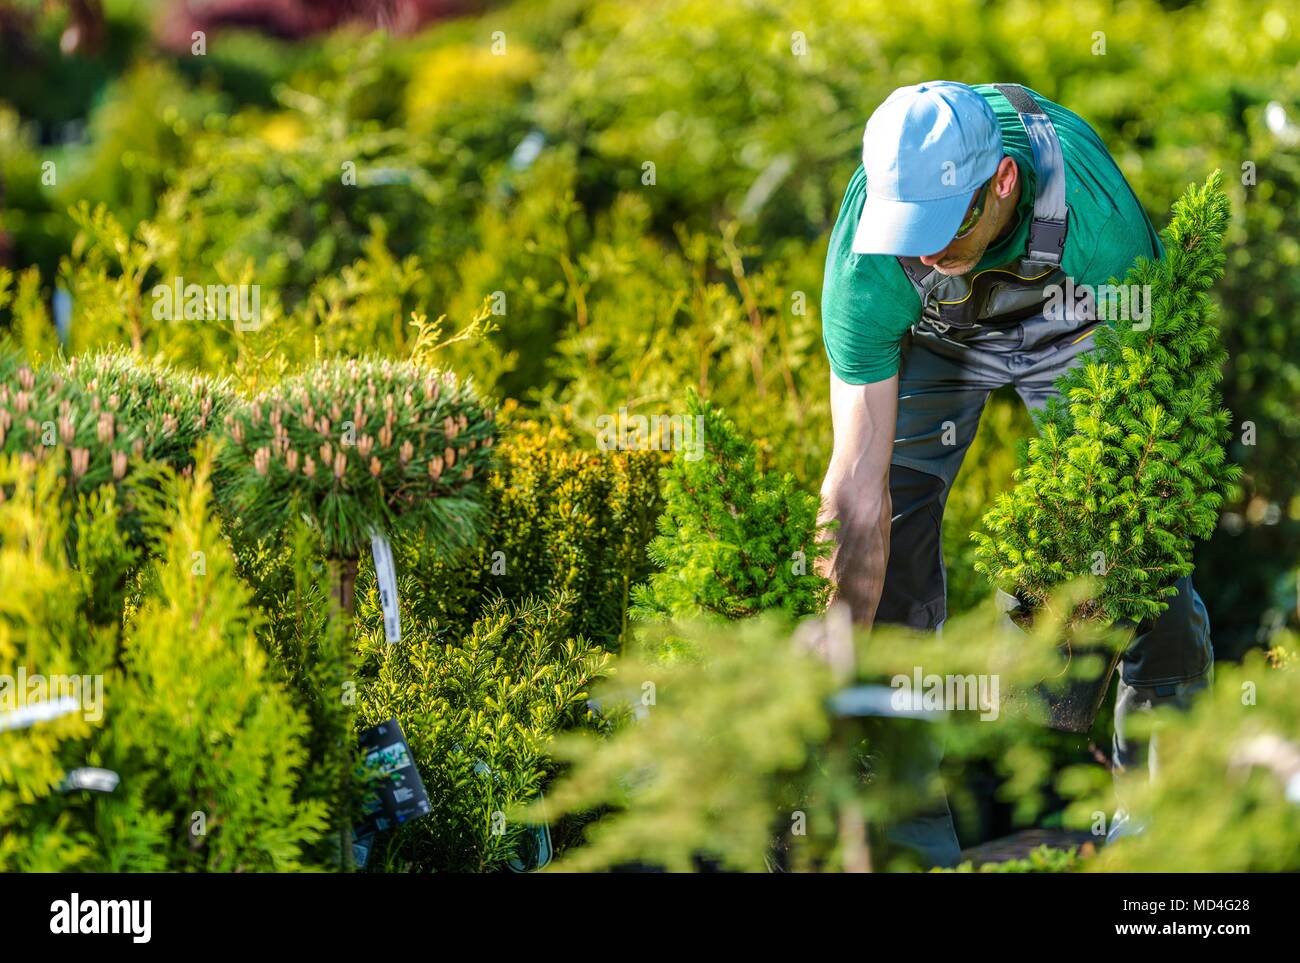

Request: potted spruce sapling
left=219, top=356, right=496, bottom=621
left=972, top=172, right=1242, bottom=731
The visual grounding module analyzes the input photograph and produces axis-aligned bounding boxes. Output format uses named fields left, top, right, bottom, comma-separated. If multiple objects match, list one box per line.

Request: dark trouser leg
left=1108, top=576, right=1214, bottom=841
left=877, top=463, right=963, bottom=868
left=877, top=329, right=1002, bottom=868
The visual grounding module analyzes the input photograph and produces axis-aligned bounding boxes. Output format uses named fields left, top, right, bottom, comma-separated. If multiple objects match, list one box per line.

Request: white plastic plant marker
left=0, top=695, right=81, bottom=733
left=62, top=768, right=120, bottom=793
left=370, top=531, right=401, bottom=643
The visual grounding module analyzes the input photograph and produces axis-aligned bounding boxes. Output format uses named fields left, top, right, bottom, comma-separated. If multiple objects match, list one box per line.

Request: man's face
left=918, top=159, right=1016, bottom=276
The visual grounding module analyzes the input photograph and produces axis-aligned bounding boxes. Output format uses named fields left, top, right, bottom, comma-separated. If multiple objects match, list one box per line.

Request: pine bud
left=97, top=412, right=115, bottom=444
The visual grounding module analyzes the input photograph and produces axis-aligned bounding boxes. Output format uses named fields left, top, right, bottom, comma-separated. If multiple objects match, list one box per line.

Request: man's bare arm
left=816, top=371, right=898, bottom=626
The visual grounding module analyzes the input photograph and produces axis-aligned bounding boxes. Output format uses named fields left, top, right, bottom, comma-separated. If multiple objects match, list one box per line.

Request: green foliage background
left=0, top=0, right=1296, bottom=872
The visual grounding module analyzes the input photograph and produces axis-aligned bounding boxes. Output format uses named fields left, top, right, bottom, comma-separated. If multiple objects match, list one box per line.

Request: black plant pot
left=995, top=589, right=1127, bottom=733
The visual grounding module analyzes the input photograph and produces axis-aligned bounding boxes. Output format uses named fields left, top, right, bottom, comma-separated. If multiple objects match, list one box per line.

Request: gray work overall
left=877, top=84, right=1214, bottom=867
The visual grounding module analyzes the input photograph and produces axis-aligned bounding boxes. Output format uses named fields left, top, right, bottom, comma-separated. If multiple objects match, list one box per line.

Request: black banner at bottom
left=0, top=871, right=1280, bottom=947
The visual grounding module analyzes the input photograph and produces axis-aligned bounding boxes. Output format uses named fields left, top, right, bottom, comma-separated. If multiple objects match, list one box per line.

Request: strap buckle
left=1028, top=217, right=1068, bottom=263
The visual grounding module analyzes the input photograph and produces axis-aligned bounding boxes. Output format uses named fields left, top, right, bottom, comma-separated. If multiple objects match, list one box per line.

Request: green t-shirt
left=820, top=84, right=1163, bottom=385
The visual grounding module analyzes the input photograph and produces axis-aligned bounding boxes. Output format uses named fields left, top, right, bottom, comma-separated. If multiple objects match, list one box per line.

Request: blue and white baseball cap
left=852, top=81, right=1003, bottom=257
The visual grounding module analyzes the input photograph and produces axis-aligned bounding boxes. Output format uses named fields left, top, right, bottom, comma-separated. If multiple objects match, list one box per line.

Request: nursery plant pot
left=995, top=589, right=1126, bottom=733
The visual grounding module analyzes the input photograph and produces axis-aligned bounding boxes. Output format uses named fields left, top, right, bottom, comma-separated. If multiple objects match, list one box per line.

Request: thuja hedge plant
left=535, top=588, right=1082, bottom=873
left=973, top=172, right=1242, bottom=727
left=1064, top=648, right=1300, bottom=872
left=0, top=454, right=330, bottom=871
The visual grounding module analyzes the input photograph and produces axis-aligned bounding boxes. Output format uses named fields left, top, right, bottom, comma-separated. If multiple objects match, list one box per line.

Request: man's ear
left=994, top=156, right=1019, bottom=200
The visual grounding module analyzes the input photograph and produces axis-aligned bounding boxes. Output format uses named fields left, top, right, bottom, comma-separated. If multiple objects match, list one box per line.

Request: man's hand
left=816, top=371, right=898, bottom=627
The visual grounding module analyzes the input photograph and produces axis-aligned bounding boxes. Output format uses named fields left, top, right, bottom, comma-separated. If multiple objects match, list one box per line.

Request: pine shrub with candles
left=0, top=349, right=229, bottom=493
left=61, top=348, right=232, bottom=475
left=973, top=172, right=1243, bottom=627
left=218, top=357, right=496, bottom=586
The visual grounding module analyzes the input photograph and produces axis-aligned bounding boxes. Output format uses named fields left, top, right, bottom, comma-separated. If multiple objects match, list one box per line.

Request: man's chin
left=930, top=260, right=976, bottom=277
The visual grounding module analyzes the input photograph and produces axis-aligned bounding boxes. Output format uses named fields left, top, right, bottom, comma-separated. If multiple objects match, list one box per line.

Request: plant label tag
left=61, top=767, right=120, bottom=793
left=356, top=718, right=431, bottom=837
left=370, top=532, right=401, bottom=643
left=0, top=695, right=81, bottom=733
left=352, top=830, right=375, bottom=870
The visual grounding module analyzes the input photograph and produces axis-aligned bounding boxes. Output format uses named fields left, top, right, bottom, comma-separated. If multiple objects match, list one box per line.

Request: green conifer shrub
left=380, top=414, right=666, bottom=649
left=539, top=585, right=1097, bottom=873
left=100, top=456, right=331, bottom=870
left=631, top=390, right=830, bottom=623
left=0, top=457, right=106, bottom=871
left=227, top=518, right=360, bottom=871
left=533, top=614, right=839, bottom=873
left=354, top=592, right=610, bottom=872
left=0, top=454, right=331, bottom=871
left=153, top=97, right=447, bottom=309
left=973, top=172, right=1243, bottom=626
left=1067, top=650, right=1299, bottom=872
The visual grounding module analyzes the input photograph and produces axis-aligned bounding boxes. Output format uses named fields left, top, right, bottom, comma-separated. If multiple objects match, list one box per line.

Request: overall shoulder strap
left=896, top=255, right=947, bottom=302
left=992, top=83, right=1068, bottom=265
